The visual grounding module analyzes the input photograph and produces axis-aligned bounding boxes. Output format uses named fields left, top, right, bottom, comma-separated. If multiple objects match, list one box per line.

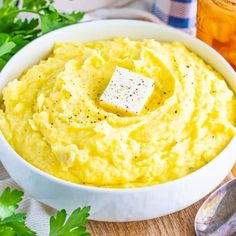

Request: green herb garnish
left=0, top=0, right=84, bottom=70
left=0, top=187, right=91, bottom=236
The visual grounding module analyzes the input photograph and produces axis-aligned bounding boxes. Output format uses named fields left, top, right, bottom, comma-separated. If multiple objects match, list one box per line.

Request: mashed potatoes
left=0, top=38, right=236, bottom=188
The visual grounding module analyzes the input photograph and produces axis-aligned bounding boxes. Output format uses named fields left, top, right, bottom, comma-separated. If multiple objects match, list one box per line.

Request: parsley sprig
left=0, top=187, right=91, bottom=236
left=50, top=207, right=91, bottom=236
left=0, top=0, right=84, bottom=70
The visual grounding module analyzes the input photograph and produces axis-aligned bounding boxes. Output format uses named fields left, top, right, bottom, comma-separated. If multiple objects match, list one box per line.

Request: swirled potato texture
left=0, top=38, right=235, bottom=188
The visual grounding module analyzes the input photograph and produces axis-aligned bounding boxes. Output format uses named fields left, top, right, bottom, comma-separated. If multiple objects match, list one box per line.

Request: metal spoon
left=195, top=179, right=236, bottom=236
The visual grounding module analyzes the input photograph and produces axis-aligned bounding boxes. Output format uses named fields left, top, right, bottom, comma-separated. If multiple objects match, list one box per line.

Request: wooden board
left=232, top=165, right=236, bottom=177
left=88, top=169, right=235, bottom=236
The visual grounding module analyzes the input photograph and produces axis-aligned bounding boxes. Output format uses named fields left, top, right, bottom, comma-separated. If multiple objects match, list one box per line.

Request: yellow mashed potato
left=0, top=38, right=236, bottom=188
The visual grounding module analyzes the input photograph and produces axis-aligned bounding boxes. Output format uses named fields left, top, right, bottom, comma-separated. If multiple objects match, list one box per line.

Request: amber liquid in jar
left=197, top=0, right=236, bottom=70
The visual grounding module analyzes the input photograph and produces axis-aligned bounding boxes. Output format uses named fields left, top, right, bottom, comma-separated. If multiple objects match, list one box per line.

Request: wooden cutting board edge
left=231, top=164, right=236, bottom=177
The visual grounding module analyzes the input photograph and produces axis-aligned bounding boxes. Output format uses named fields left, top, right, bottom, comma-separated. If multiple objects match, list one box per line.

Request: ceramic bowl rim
left=0, top=19, right=235, bottom=193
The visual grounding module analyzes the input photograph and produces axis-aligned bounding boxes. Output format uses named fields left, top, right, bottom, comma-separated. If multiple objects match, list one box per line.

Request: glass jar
left=196, top=0, right=236, bottom=70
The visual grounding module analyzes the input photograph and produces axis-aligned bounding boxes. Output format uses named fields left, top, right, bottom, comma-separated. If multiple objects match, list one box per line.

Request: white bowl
left=0, top=20, right=236, bottom=222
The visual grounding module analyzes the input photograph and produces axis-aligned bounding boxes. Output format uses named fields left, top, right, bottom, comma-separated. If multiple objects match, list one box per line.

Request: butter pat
left=100, top=66, right=154, bottom=115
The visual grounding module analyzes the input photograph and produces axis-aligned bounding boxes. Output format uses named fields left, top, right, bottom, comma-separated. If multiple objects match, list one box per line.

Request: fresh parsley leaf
left=0, top=41, right=15, bottom=57
left=0, top=187, right=24, bottom=219
left=9, top=35, right=32, bottom=54
left=0, top=0, right=19, bottom=33
left=2, top=0, right=19, bottom=7
left=1, top=221, right=36, bottom=236
left=13, top=18, right=40, bottom=37
left=0, top=0, right=84, bottom=70
left=23, top=0, right=52, bottom=10
left=0, top=213, right=26, bottom=225
left=0, top=225, right=16, bottom=236
left=0, top=187, right=91, bottom=236
left=0, top=188, right=37, bottom=236
left=0, top=57, right=7, bottom=69
left=49, top=207, right=91, bottom=236
left=40, top=6, right=84, bottom=34
left=0, top=34, right=16, bottom=57
left=0, top=33, right=16, bottom=69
